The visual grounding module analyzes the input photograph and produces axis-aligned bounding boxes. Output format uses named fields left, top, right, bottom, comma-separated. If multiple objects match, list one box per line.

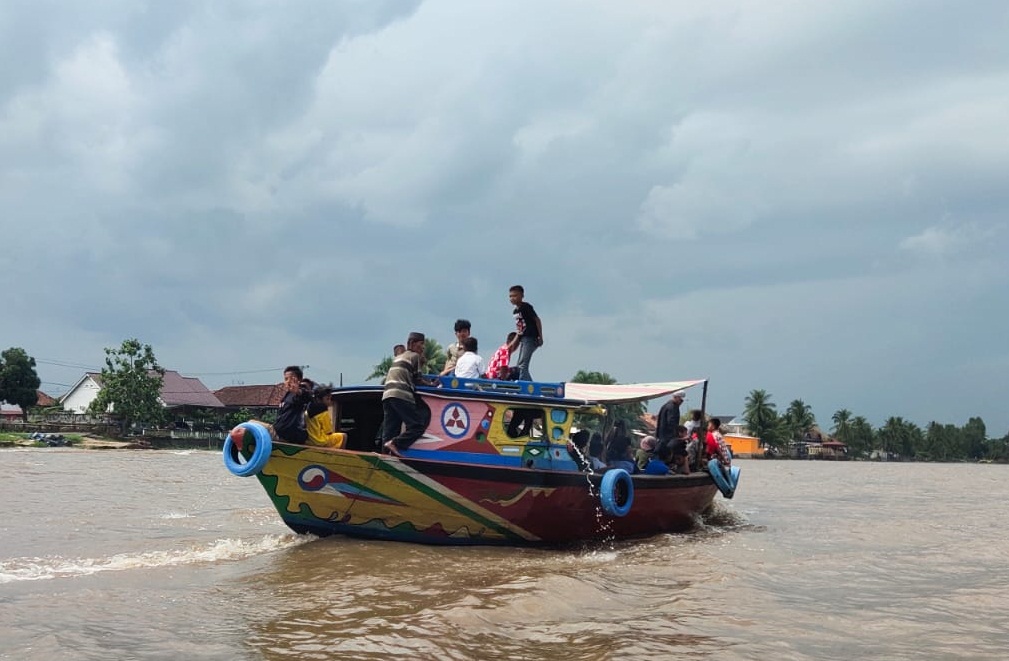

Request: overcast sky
left=2, top=1, right=1007, bottom=434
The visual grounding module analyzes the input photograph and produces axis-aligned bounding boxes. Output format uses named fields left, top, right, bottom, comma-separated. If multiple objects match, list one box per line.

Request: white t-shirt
left=454, top=352, right=485, bottom=378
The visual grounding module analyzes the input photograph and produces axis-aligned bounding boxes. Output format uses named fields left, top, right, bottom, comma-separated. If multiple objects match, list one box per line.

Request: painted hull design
left=225, top=377, right=735, bottom=546
left=254, top=442, right=719, bottom=545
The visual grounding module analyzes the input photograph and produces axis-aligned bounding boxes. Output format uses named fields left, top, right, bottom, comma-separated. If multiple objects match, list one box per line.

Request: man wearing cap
left=381, top=332, right=433, bottom=456
left=655, top=390, right=686, bottom=449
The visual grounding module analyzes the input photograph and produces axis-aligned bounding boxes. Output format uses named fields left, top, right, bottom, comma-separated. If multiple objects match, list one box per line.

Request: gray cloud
left=2, top=0, right=1008, bottom=433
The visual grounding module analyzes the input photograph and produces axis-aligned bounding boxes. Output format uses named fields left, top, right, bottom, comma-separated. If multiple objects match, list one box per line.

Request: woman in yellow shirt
left=305, top=384, right=346, bottom=448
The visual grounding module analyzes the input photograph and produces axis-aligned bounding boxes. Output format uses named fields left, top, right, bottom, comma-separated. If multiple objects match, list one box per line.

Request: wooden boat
left=223, top=376, right=738, bottom=546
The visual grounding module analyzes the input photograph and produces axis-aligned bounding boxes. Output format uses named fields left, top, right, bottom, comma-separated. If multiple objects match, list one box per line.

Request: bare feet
left=383, top=440, right=402, bottom=457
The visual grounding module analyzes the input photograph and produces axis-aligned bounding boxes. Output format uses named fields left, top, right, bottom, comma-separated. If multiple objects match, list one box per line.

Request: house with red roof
left=213, top=383, right=286, bottom=418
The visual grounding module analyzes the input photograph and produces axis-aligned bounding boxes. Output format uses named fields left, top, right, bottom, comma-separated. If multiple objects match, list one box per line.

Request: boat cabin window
left=329, top=391, right=385, bottom=452
left=502, top=407, right=544, bottom=439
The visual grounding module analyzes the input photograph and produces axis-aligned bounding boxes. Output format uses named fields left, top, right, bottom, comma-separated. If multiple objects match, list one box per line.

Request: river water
left=1, top=449, right=1007, bottom=660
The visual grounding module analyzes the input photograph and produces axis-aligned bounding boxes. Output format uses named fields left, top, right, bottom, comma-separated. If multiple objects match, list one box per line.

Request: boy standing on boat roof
left=507, top=285, right=543, bottom=381
left=440, top=319, right=471, bottom=376
left=382, top=332, right=435, bottom=456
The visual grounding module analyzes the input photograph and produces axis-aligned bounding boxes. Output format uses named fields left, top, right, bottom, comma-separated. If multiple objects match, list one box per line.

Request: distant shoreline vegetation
left=743, top=389, right=1008, bottom=463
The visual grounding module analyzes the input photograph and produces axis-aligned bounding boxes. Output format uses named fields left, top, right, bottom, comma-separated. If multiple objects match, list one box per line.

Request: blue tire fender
left=600, top=468, right=634, bottom=517
left=708, top=458, right=739, bottom=499
left=223, top=422, right=273, bottom=477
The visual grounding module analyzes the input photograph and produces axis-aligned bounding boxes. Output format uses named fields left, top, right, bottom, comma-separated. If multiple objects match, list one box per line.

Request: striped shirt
left=383, top=350, right=423, bottom=402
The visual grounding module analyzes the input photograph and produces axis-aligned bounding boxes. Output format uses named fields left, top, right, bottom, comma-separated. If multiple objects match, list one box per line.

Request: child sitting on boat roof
left=453, top=336, right=485, bottom=379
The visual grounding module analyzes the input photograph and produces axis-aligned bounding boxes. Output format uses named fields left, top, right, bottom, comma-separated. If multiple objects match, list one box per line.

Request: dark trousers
left=382, top=397, right=427, bottom=450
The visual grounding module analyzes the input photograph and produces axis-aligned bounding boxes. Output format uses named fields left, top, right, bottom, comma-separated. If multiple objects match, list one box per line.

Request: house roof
left=1, top=402, right=23, bottom=416
left=159, top=371, right=224, bottom=408
left=59, top=372, right=103, bottom=403
left=59, top=370, right=223, bottom=408
left=213, top=384, right=287, bottom=408
left=36, top=391, right=57, bottom=407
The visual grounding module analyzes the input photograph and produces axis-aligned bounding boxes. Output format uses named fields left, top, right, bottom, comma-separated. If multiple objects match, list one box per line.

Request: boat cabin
left=328, top=376, right=603, bottom=471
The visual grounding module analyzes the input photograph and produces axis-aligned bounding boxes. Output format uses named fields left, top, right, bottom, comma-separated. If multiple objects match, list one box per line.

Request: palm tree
left=784, top=399, right=816, bottom=441
left=366, top=356, right=394, bottom=382
left=831, top=408, right=853, bottom=445
left=849, top=415, right=874, bottom=458
left=422, top=338, right=446, bottom=375
left=366, top=338, right=446, bottom=382
left=743, top=389, right=780, bottom=449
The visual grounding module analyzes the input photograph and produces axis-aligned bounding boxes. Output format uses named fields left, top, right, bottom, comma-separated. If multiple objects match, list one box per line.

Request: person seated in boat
left=644, top=441, right=672, bottom=475
left=484, top=332, right=516, bottom=380
left=566, top=429, right=592, bottom=470
left=684, top=409, right=703, bottom=440
left=588, top=432, right=607, bottom=471
left=604, top=420, right=636, bottom=472
left=634, top=435, right=657, bottom=472
left=669, top=425, right=691, bottom=474
left=273, top=365, right=313, bottom=443
left=453, top=336, right=485, bottom=379
left=305, top=384, right=347, bottom=448
left=705, top=418, right=732, bottom=471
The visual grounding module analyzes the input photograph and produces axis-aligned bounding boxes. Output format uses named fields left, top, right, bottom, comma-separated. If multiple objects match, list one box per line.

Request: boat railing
left=426, top=375, right=566, bottom=399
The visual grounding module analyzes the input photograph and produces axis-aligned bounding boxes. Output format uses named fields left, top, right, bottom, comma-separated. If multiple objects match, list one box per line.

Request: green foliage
left=962, top=417, right=987, bottom=460
left=874, top=416, right=922, bottom=458
left=367, top=339, right=446, bottom=382
left=847, top=416, right=875, bottom=458
left=743, top=389, right=783, bottom=449
left=0, top=347, right=42, bottom=422
left=89, top=339, right=165, bottom=436
left=783, top=399, right=816, bottom=441
left=422, top=338, right=446, bottom=375
left=367, top=356, right=394, bottom=382
left=570, top=370, right=645, bottom=434
left=921, top=422, right=962, bottom=461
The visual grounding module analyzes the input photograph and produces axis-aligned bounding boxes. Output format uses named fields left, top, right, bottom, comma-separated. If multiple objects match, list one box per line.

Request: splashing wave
left=0, top=534, right=314, bottom=583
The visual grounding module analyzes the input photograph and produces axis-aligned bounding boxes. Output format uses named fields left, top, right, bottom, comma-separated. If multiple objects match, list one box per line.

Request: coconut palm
left=366, top=338, right=446, bottom=382
left=366, top=356, right=394, bottom=382
left=743, top=389, right=781, bottom=449
left=831, top=408, right=853, bottom=445
left=421, top=338, right=446, bottom=375
left=848, top=415, right=874, bottom=458
left=784, top=399, right=816, bottom=441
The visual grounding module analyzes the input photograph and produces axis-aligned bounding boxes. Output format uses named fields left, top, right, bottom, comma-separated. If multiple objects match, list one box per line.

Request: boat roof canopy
left=332, top=378, right=707, bottom=407
left=562, top=379, right=706, bottom=404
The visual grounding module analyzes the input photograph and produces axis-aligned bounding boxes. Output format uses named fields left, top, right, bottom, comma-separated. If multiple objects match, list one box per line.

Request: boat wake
left=698, top=501, right=750, bottom=530
left=0, top=534, right=314, bottom=584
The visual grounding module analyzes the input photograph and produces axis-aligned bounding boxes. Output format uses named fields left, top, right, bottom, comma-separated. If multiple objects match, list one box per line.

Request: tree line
left=743, top=389, right=1009, bottom=462
left=7, top=340, right=1006, bottom=460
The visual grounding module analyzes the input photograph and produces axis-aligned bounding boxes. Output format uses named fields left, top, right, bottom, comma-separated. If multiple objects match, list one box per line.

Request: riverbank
left=0, top=432, right=221, bottom=450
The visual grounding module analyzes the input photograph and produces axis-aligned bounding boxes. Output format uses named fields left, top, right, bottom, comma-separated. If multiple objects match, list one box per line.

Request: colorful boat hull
left=225, top=378, right=734, bottom=546
left=251, top=441, right=719, bottom=545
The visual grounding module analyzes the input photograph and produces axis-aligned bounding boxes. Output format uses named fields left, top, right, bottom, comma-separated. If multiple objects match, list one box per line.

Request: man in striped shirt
left=382, top=332, right=431, bottom=456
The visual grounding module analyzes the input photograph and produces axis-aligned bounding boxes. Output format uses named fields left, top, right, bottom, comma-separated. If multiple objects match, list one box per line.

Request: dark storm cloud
left=2, top=0, right=1007, bottom=431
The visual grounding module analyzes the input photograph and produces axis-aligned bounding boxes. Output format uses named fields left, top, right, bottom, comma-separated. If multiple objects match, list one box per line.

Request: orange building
left=724, top=433, right=762, bottom=457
